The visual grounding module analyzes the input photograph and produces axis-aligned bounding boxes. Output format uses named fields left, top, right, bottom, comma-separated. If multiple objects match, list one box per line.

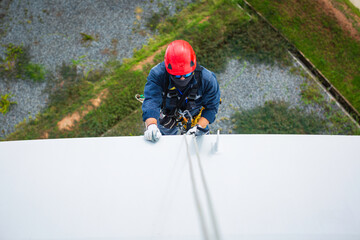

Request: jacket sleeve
left=142, top=65, right=164, bottom=122
left=201, top=71, right=220, bottom=124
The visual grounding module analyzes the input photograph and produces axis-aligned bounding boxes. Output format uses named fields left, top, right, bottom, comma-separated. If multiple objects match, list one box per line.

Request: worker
left=142, top=40, right=220, bottom=142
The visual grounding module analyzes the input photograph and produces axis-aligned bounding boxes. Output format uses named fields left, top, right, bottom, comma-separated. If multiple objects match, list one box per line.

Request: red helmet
left=164, top=40, right=196, bottom=75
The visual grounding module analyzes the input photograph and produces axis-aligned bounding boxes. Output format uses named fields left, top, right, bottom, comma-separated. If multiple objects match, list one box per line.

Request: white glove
left=186, top=124, right=209, bottom=136
left=144, top=124, right=162, bottom=143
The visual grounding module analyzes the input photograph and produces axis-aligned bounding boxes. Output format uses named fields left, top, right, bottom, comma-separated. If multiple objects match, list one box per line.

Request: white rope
left=184, top=135, right=221, bottom=240
left=193, top=136, right=221, bottom=240
left=184, top=135, right=210, bottom=240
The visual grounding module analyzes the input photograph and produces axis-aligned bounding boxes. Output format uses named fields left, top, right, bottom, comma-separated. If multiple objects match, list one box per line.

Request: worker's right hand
left=144, top=124, right=162, bottom=143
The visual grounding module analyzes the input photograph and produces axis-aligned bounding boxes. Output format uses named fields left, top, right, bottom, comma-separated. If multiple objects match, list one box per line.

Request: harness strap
left=162, top=64, right=203, bottom=113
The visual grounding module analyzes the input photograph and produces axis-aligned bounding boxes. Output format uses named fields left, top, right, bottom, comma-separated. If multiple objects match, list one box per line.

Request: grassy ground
left=241, top=0, right=360, bottom=117
left=4, top=0, right=359, bottom=140
left=232, top=101, right=327, bottom=134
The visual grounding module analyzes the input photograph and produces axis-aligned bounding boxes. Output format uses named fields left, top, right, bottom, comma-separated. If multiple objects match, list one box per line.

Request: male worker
left=142, top=40, right=220, bottom=142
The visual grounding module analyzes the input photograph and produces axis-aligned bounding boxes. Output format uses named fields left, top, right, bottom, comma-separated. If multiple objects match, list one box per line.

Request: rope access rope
left=192, top=136, right=221, bottom=240
left=184, top=135, right=209, bottom=240
left=184, top=135, right=221, bottom=240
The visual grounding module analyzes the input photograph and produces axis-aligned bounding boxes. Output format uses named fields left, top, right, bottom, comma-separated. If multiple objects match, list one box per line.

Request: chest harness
left=161, top=65, right=205, bottom=133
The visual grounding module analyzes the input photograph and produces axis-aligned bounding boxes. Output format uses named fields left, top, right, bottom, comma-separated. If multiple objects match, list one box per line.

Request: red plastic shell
left=164, top=40, right=196, bottom=75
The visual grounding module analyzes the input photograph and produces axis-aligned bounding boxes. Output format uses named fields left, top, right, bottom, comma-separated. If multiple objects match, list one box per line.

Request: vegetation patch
left=0, top=93, right=17, bottom=115
left=299, top=79, right=360, bottom=135
left=80, top=33, right=98, bottom=46
left=102, top=109, right=144, bottom=137
left=145, top=1, right=171, bottom=32
left=0, top=43, right=46, bottom=81
left=24, top=62, right=46, bottom=81
left=80, top=33, right=95, bottom=41
left=232, top=101, right=326, bottom=134
left=131, top=45, right=167, bottom=71
left=300, top=81, right=325, bottom=105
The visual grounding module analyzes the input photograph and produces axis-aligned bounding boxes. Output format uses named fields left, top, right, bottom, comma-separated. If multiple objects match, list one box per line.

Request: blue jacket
left=142, top=62, right=220, bottom=124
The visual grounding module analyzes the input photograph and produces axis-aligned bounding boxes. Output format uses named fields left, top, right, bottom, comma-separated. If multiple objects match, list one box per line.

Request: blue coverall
left=142, top=61, right=220, bottom=135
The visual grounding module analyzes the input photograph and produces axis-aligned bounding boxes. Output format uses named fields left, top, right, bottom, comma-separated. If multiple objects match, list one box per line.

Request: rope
left=184, top=135, right=210, bottom=240
left=193, top=136, right=221, bottom=240
left=184, top=135, right=221, bottom=240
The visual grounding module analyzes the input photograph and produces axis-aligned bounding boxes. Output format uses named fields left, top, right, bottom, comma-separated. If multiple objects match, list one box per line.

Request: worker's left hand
left=186, top=124, right=209, bottom=136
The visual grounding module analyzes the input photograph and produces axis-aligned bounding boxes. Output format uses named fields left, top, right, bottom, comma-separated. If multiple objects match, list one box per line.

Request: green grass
left=241, top=0, right=360, bottom=115
left=232, top=100, right=360, bottom=135
left=232, top=101, right=327, bottom=134
left=24, top=62, right=46, bottom=82
left=80, top=33, right=95, bottom=41
left=300, top=79, right=360, bottom=135
left=0, top=93, right=17, bottom=115
left=0, top=43, right=46, bottom=81
left=80, top=33, right=98, bottom=47
left=300, top=81, right=325, bottom=106
left=102, top=110, right=144, bottom=137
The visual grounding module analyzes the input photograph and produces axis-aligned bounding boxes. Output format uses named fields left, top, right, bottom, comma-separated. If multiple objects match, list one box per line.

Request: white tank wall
left=1, top=135, right=360, bottom=239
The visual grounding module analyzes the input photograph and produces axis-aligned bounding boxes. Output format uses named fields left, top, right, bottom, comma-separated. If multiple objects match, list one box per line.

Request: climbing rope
left=184, top=135, right=221, bottom=240
left=184, top=135, right=209, bottom=240
left=193, top=136, right=221, bottom=240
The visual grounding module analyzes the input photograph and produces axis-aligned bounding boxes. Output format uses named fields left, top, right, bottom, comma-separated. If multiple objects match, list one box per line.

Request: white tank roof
left=1, top=134, right=360, bottom=239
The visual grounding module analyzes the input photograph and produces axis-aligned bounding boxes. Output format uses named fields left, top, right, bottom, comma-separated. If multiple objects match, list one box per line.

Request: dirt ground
left=319, top=0, right=360, bottom=41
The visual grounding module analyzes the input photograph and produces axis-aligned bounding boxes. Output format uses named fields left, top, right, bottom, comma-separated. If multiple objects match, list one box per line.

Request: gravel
left=0, top=0, right=193, bottom=139
left=210, top=57, right=348, bottom=134
left=0, top=78, right=48, bottom=137
left=0, top=0, right=188, bottom=72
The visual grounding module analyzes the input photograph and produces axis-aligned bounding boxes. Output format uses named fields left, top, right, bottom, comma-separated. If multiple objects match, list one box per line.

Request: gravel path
left=0, top=0, right=192, bottom=139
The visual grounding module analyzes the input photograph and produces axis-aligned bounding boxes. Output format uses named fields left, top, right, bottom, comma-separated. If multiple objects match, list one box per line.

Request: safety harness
left=161, top=64, right=204, bottom=132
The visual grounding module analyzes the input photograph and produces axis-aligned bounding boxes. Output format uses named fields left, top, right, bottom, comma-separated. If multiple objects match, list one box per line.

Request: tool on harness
left=135, top=94, right=145, bottom=103
left=177, top=110, right=193, bottom=135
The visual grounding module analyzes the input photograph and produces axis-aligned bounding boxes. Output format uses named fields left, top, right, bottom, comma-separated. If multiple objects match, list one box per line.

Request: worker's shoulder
left=199, top=65, right=217, bottom=83
left=150, top=61, right=166, bottom=76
